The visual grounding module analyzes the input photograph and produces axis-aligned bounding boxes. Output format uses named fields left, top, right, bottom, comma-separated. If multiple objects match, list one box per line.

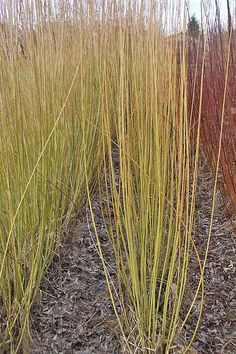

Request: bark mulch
left=30, top=201, right=123, bottom=354
left=189, top=165, right=236, bottom=354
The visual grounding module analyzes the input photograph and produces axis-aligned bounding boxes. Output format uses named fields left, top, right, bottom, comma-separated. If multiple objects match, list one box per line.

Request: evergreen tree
left=188, top=14, right=200, bottom=38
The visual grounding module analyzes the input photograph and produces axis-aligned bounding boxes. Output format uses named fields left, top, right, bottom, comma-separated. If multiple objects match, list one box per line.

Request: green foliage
left=188, top=14, right=200, bottom=38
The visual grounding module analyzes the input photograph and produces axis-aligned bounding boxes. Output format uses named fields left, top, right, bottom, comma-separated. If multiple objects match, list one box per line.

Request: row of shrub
left=188, top=11, right=236, bottom=225
left=0, top=1, right=234, bottom=352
